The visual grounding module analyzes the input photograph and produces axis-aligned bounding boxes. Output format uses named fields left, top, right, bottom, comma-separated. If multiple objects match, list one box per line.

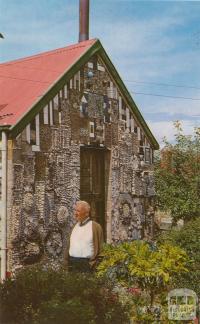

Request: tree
left=97, top=240, right=188, bottom=306
left=158, top=217, right=200, bottom=298
left=155, top=121, right=200, bottom=223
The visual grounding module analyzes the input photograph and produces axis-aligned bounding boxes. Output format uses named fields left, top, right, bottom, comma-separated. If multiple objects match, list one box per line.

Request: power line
left=106, top=89, right=200, bottom=101
left=124, top=79, right=200, bottom=90
left=1, top=73, right=200, bottom=101
left=129, top=91, right=200, bottom=101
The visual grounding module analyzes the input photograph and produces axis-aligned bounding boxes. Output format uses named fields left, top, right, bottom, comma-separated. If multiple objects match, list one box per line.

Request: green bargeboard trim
left=6, top=39, right=159, bottom=149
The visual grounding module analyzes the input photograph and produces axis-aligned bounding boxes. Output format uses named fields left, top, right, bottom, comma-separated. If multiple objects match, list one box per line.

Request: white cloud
left=147, top=119, right=200, bottom=146
left=142, top=95, right=200, bottom=117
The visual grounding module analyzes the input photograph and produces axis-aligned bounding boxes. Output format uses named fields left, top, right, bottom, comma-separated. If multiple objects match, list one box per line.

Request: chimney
left=79, top=0, right=90, bottom=42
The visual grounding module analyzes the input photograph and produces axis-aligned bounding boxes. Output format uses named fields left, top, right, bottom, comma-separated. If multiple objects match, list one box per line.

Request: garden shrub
left=96, top=240, right=189, bottom=322
left=158, top=217, right=200, bottom=297
left=0, top=264, right=129, bottom=324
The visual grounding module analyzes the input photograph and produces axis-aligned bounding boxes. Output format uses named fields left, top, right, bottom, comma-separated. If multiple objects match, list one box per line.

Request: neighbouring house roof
left=0, top=38, right=159, bottom=149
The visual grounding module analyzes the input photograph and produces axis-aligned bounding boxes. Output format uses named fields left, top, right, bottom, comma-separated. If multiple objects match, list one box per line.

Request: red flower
left=127, top=287, right=141, bottom=295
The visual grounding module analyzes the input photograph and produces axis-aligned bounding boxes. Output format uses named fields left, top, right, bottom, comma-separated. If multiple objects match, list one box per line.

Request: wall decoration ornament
left=22, top=241, right=41, bottom=264
left=120, top=203, right=132, bottom=226
left=57, top=206, right=69, bottom=225
left=45, top=230, right=63, bottom=258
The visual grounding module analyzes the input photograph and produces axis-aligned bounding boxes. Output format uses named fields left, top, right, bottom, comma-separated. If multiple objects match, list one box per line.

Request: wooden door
left=80, top=147, right=105, bottom=234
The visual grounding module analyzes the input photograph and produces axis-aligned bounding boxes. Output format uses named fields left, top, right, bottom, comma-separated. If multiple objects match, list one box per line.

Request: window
left=64, top=85, right=68, bottom=99
left=89, top=121, right=95, bottom=138
left=31, top=115, right=40, bottom=151
left=43, top=105, right=49, bottom=124
left=30, top=118, right=36, bottom=145
left=145, top=147, right=151, bottom=163
left=49, top=101, right=54, bottom=125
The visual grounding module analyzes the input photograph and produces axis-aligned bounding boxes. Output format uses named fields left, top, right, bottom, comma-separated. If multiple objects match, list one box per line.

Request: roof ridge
left=0, top=39, right=97, bottom=67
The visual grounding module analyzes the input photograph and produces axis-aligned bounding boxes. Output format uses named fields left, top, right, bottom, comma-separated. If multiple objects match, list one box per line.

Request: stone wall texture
left=7, top=55, right=156, bottom=272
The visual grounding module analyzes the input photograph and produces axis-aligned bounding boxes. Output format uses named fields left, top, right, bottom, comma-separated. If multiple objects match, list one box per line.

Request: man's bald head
left=74, top=201, right=91, bottom=222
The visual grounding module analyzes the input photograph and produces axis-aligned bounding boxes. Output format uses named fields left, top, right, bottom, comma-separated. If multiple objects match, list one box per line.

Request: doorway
left=80, top=147, right=106, bottom=235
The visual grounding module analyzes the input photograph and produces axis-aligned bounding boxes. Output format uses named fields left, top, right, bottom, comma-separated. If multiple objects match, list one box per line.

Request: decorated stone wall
left=7, top=55, right=156, bottom=272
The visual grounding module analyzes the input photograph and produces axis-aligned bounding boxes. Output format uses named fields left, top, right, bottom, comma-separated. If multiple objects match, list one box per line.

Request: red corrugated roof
left=0, top=39, right=97, bottom=126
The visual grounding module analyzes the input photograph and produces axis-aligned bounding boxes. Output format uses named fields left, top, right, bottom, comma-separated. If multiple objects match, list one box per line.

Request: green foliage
left=155, top=121, right=200, bottom=223
left=0, top=265, right=129, bottom=324
left=158, top=217, right=200, bottom=297
left=97, top=241, right=188, bottom=306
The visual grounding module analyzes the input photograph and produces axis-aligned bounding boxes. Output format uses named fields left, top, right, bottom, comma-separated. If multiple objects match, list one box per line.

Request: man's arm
left=90, top=221, right=104, bottom=267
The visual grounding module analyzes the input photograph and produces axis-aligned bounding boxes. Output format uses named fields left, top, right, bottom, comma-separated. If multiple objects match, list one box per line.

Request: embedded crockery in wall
left=22, top=241, right=41, bottom=264
left=111, top=123, right=118, bottom=146
left=43, top=191, right=52, bottom=227
left=131, top=171, right=138, bottom=195
left=118, top=120, right=126, bottom=141
left=111, top=207, right=120, bottom=242
left=35, top=181, right=46, bottom=222
left=119, top=201, right=132, bottom=226
left=95, top=121, right=104, bottom=144
left=13, top=164, right=24, bottom=191
left=117, top=194, right=143, bottom=241
left=80, top=127, right=89, bottom=144
left=71, top=113, right=80, bottom=142
left=72, top=102, right=80, bottom=113
left=47, top=154, right=56, bottom=186
left=23, top=156, right=35, bottom=185
left=103, top=97, right=111, bottom=123
left=45, top=230, right=63, bottom=258
left=69, top=144, right=80, bottom=166
left=23, top=192, right=39, bottom=241
left=111, top=100, right=119, bottom=123
left=119, top=165, right=125, bottom=193
left=40, top=124, right=52, bottom=151
left=12, top=146, right=22, bottom=163
left=123, top=170, right=132, bottom=193
left=56, top=156, right=65, bottom=186
left=146, top=205, right=154, bottom=229
left=80, top=94, right=88, bottom=118
left=57, top=206, right=69, bottom=226
left=147, top=174, right=156, bottom=196
left=51, top=128, right=61, bottom=151
left=69, top=169, right=79, bottom=192
left=35, top=153, right=47, bottom=181
left=88, top=93, right=104, bottom=118
left=61, top=127, right=71, bottom=149
left=11, top=205, right=22, bottom=242
left=61, top=101, right=71, bottom=125
left=112, top=147, right=119, bottom=169
left=112, top=170, right=120, bottom=197
left=104, top=124, right=112, bottom=148
left=23, top=219, right=39, bottom=240
left=130, top=154, right=140, bottom=170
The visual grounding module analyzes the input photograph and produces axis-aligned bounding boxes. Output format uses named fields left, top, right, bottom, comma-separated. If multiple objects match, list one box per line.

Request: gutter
left=1, top=131, right=7, bottom=281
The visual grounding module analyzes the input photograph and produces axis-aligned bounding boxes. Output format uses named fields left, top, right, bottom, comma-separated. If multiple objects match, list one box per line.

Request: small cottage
left=0, top=1, right=159, bottom=279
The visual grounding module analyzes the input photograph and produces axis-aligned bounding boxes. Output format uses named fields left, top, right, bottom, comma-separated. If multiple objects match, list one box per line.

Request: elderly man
left=68, top=200, right=104, bottom=273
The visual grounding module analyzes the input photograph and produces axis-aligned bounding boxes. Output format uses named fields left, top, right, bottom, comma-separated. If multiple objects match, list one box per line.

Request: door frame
left=80, top=145, right=109, bottom=239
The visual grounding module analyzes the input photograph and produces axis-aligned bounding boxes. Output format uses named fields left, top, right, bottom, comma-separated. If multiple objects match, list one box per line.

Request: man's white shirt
left=69, top=219, right=94, bottom=258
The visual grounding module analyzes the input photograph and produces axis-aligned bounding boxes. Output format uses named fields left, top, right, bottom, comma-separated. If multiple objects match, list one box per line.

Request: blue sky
left=1, top=0, right=200, bottom=145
